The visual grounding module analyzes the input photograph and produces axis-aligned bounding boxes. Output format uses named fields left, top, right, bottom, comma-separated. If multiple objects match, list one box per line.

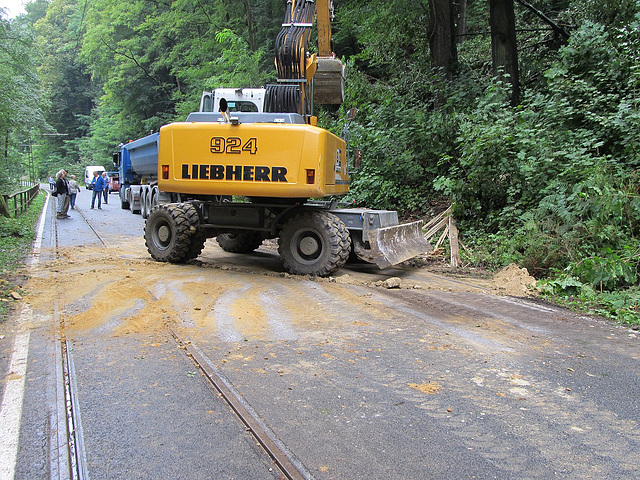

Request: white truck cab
left=199, top=88, right=265, bottom=113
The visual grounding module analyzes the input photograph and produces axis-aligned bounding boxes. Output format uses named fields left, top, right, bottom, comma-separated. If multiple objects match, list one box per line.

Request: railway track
left=53, top=204, right=311, bottom=480
left=52, top=206, right=95, bottom=480
left=6, top=189, right=640, bottom=478
left=170, top=326, right=312, bottom=480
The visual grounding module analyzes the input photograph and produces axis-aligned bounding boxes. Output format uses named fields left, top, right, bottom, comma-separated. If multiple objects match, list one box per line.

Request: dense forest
left=1, top=0, right=640, bottom=321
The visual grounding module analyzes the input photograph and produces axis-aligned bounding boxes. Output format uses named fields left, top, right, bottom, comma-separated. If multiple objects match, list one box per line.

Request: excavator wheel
left=145, top=204, right=193, bottom=263
left=182, top=203, right=207, bottom=260
left=278, top=210, right=351, bottom=276
left=217, top=232, right=263, bottom=254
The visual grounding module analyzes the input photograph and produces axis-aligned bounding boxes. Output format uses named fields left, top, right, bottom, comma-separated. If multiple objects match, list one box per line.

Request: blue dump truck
left=115, top=133, right=163, bottom=215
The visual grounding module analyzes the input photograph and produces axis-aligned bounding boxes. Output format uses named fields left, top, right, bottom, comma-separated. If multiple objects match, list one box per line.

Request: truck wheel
left=278, top=211, right=351, bottom=276
left=217, top=232, right=263, bottom=253
left=120, top=187, right=130, bottom=210
left=182, top=203, right=207, bottom=260
left=144, top=188, right=154, bottom=219
left=145, top=204, right=193, bottom=263
left=141, top=188, right=148, bottom=219
left=185, top=231, right=207, bottom=260
left=129, top=189, right=140, bottom=214
left=150, top=187, right=160, bottom=210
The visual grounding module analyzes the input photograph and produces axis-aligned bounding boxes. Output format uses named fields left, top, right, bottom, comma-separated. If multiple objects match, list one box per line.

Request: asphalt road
left=1, top=188, right=639, bottom=479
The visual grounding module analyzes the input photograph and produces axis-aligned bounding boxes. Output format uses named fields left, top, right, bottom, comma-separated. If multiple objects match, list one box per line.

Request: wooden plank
left=424, top=216, right=449, bottom=240
left=422, top=205, right=452, bottom=231
left=449, top=216, right=461, bottom=267
left=434, top=225, right=449, bottom=249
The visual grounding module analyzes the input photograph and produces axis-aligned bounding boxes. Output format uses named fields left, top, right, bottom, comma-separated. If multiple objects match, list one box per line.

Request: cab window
left=226, top=101, right=259, bottom=112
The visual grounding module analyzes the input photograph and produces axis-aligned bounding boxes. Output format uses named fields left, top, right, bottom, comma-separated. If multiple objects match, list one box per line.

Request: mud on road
left=17, top=232, right=640, bottom=479
left=25, top=236, right=537, bottom=338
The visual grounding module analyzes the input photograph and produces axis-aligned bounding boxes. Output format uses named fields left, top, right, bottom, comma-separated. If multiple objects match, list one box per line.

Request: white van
left=84, top=165, right=105, bottom=189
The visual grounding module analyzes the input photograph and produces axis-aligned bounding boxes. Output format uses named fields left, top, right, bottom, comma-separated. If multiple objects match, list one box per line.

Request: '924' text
left=210, top=136, right=258, bottom=155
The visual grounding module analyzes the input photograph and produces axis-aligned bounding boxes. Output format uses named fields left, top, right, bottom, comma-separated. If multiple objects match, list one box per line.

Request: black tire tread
left=183, top=203, right=207, bottom=260
left=217, top=232, right=263, bottom=253
left=145, top=204, right=193, bottom=263
left=278, top=210, right=351, bottom=276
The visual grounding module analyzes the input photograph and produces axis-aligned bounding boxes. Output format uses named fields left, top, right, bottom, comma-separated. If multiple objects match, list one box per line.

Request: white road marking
left=0, top=193, right=48, bottom=479
left=0, top=312, right=31, bottom=480
left=26, top=190, right=49, bottom=266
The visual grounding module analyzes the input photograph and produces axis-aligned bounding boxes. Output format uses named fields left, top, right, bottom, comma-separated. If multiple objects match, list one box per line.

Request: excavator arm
left=269, top=0, right=345, bottom=117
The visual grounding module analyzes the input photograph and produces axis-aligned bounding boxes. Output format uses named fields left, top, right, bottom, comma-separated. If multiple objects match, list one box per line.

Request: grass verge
left=0, top=191, right=45, bottom=323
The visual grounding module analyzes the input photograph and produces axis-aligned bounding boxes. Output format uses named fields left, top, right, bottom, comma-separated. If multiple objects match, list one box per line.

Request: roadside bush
left=338, top=67, right=459, bottom=213
left=0, top=191, right=44, bottom=322
left=539, top=277, right=640, bottom=325
left=428, top=19, right=640, bottom=322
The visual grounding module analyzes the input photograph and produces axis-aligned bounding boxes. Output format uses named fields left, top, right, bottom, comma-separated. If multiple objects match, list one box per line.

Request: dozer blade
left=313, top=57, right=345, bottom=105
left=366, top=220, right=433, bottom=269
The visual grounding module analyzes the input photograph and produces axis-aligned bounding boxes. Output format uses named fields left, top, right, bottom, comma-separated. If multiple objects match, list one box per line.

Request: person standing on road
left=68, top=174, right=80, bottom=209
left=55, top=169, right=71, bottom=219
left=90, top=170, right=106, bottom=209
left=48, top=175, right=55, bottom=190
left=101, top=172, right=110, bottom=204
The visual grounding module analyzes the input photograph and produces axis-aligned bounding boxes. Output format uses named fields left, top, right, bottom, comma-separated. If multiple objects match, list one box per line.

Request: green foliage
left=33, top=0, right=96, bottom=166
left=334, top=65, right=459, bottom=213
left=335, top=0, right=430, bottom=78
left=539, top=277, right=640, bottom=324
left=424, top=11, right=640, bottom=323
left=0, top=11, right=49, bottom=189
left=0, top=191, right=44, bottom=321
left=6, top=0, right=640, bottom=324
left=569, top=0, right=640, bottom=28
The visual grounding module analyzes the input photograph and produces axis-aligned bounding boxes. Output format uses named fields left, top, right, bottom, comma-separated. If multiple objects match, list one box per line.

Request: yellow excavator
left=119, top=0, right=431, bottom=276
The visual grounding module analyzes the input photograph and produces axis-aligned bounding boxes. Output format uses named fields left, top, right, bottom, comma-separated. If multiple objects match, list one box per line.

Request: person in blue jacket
left=90, top=170, right=106, bottom=209
left=101, top=172, right=110, bottom=204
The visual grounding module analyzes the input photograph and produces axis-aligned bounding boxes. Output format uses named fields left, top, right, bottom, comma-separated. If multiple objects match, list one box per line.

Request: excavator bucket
left=366, top=220, right=433, bottom=269
left=313, top=57, right=346, bottom=105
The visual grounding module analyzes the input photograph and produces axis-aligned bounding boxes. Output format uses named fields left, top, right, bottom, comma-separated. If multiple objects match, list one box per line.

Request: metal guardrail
left=0, top=184, right=40, bottom=218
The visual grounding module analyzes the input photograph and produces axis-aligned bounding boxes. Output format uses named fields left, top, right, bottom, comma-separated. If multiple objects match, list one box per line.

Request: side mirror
left=347, top=108, right=357, bottom=121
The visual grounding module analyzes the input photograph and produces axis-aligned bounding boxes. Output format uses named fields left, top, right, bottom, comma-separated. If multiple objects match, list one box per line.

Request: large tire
left=182, top=203, right=207, bottom=260
left=217, top=232, right=263, bottom=253
left=130, top=189, right=140, bottom=214
left=278, top=211, right=351, bottom=276
left=144, top=187, right=154, bottom=219
left=145, top=204, right=194, bottom=263
left=120, top=186, right=130, bottom=210
left=150, top=187, right=160, bottom=210
left=186, top=231, right=207, bottom=260
left=140, top=188, right=149, bottom=219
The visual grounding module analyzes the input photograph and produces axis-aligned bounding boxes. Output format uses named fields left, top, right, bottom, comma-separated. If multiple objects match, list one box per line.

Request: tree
left=33, top=0, right=97, bottom=166
left=489, top=0, right=520, bottom=104
left=428, top=0, right=458, bottom=79
left=0, top=10, right=48, bottom=187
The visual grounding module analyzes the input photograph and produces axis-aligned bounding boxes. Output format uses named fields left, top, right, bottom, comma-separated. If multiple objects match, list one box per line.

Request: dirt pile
left=492, top=263, right=537, bottom=297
